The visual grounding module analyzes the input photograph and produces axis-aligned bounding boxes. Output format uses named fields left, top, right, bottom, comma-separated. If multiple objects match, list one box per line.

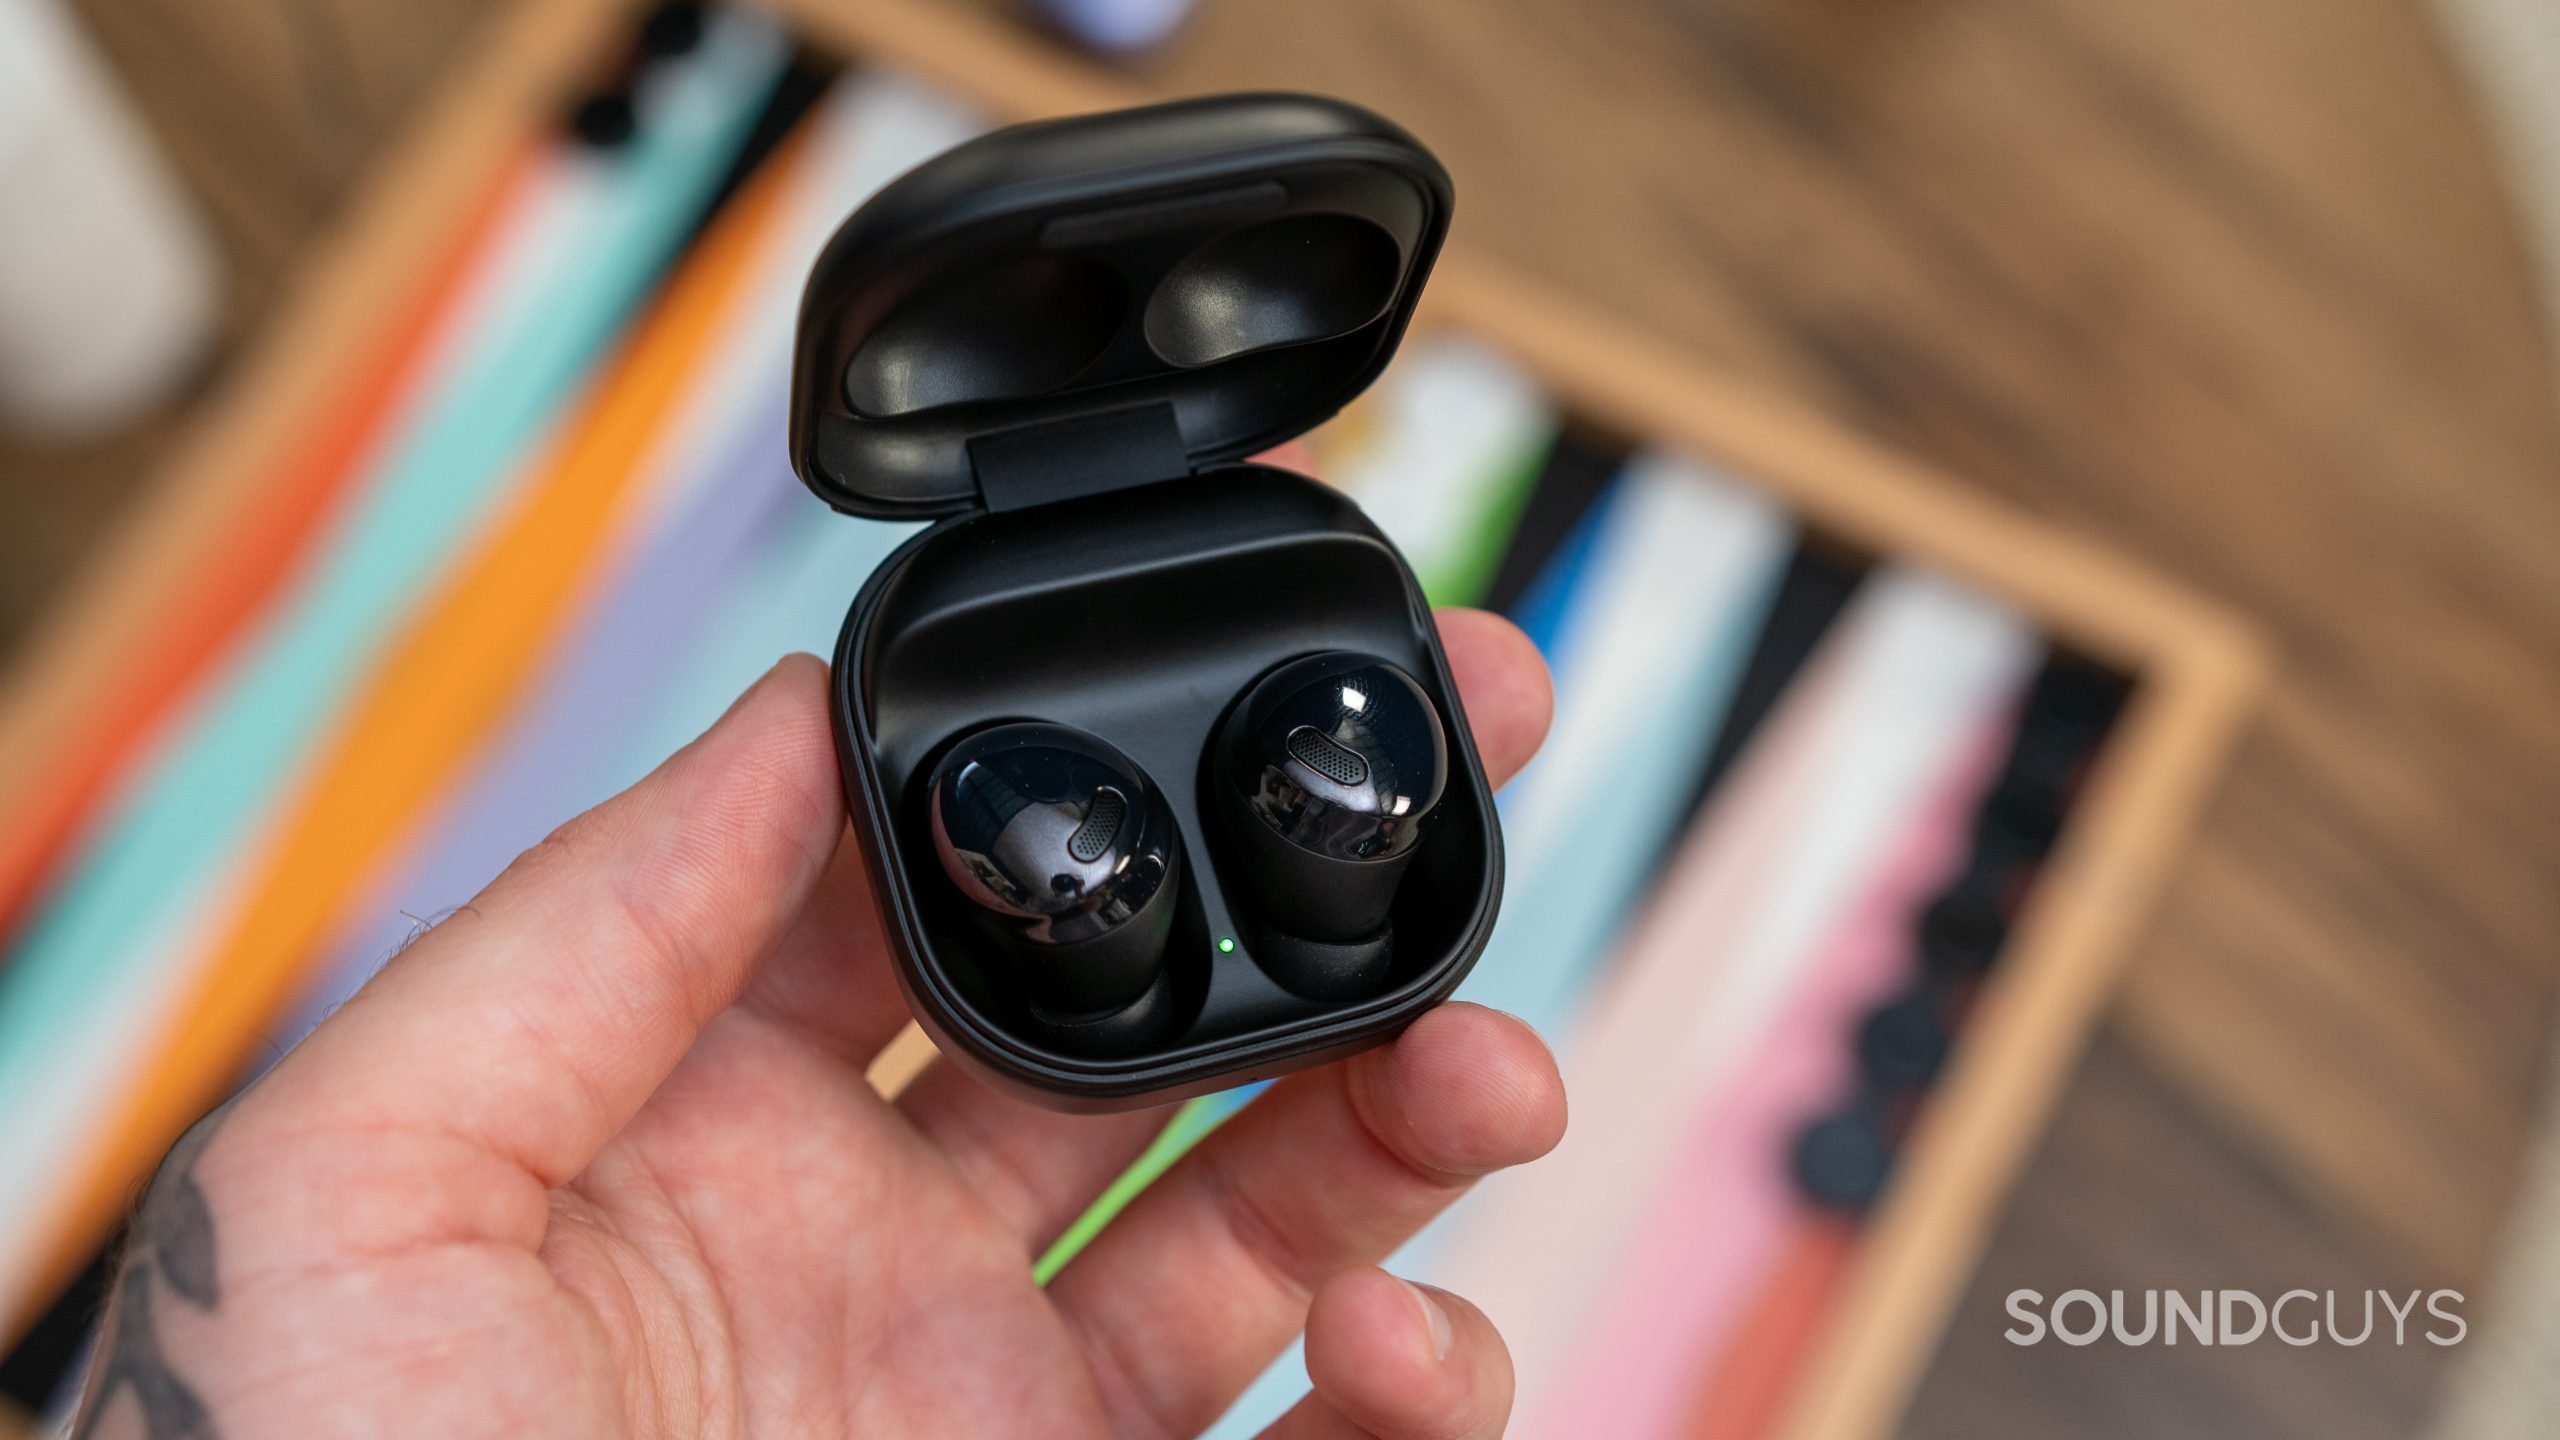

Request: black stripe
left=0, top=1241, right=112, bottom=1411
left=1680, top=534, right=1870, bottom=830
left=692, top=48, right=842, bottom=229
left=1480, top=421, right=1629, bottom=618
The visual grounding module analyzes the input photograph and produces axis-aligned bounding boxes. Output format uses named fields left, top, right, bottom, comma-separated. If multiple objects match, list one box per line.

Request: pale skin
left=72, top=607, right=1564, bottom=1440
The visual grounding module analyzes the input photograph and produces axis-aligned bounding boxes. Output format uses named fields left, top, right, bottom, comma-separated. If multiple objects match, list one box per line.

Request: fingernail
left=1399, top=1277, right=1455, bottom=1360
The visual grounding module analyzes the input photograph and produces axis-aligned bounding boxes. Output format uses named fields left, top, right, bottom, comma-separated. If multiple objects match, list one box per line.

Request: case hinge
left=968, top=401, right=1191, bottom=513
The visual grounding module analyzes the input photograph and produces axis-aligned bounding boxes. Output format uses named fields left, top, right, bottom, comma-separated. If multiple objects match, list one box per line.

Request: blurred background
left=0, top=0, right=2555, bottom=1437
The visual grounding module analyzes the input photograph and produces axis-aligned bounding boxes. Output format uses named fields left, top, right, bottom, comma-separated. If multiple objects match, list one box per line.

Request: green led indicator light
left=1217, top=936, right=1237, bottom=954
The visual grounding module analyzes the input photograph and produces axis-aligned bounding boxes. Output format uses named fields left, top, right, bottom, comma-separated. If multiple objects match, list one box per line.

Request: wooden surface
left=0, top=0, right=497, bottom=664
left=4, top=0, right=2555, bottom=1435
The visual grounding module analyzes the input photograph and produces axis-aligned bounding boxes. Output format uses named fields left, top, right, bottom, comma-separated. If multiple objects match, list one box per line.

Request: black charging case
left=786, top=92, right=1503, bottom=1111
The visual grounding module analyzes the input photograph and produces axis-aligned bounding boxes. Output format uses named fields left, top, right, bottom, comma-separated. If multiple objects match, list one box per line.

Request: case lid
left=787, top=92, right=1451, bottom=518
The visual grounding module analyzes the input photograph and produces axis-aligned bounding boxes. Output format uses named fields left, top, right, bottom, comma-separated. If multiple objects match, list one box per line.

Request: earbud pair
left=924, top=652, right=1448, bottom=1020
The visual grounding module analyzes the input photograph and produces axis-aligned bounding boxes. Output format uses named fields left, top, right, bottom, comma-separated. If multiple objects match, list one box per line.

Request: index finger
left=1433, top=607, right=1550, bottom=788
left=251, top=656, right=845, bottom=1207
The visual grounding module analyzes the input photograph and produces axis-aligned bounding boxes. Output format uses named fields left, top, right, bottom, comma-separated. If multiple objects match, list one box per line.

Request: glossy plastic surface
left=1223, top=652, right=1447, bottom=865
left=927, top=721, right=1183, bottom=1017
left=1216, top=652, right=1447, bottom=946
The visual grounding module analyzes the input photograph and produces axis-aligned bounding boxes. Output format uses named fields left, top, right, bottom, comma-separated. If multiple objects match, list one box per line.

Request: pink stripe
left=1434, top=655, right=1848, bottom=1415
left=1530, top=705, right=2020, bottom=1440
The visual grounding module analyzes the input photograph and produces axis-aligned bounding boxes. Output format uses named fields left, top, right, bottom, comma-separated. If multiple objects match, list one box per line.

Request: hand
left=73, top=610, right=1562, bottom=1440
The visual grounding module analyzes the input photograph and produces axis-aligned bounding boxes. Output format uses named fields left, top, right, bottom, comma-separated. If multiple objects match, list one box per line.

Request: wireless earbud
left=1215, top=651, right=1448, bottom=996
left=927, top=721, right=1181, bottom=1018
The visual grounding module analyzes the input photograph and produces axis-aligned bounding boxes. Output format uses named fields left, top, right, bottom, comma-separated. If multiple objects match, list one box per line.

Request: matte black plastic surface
left=831, top=468, right=1503, bottom=1110
left=788, top=92, right=1451, bottom=518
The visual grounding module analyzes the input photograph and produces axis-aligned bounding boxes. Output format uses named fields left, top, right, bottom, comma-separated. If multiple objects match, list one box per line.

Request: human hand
left=73, top=609, right=1561, bottom=1439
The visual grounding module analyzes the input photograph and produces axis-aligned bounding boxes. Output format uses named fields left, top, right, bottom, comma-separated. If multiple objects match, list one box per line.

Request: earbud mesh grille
left=1067, top=787, right=1127, bottom=862
left=1287, top=727, right=1369, bottom=787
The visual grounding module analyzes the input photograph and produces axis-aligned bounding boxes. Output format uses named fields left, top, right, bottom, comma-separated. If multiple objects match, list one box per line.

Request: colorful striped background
left=0, top=23, right=2124, bottom=1437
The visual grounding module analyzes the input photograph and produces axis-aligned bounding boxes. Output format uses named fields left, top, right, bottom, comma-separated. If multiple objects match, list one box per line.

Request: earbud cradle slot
left=843, top=254, right=1126, bottom=418
left=836, top=469, right=1501, bottom=1105
left=1144, top=212, right=1404, bottom=368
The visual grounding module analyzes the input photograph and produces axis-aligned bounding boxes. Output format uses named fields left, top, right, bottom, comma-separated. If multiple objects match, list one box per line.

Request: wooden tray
left=0, top=1, right=2266, bottom=1435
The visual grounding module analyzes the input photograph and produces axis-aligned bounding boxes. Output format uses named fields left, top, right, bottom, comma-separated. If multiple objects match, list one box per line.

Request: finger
left=896, top=1062, right=1173, bottom=1247
left=902, top=619, right=1550, bottom=1247
left=1049, top=1003, right=1565, bottom=1439
left=1251, top=440, right=1319, bottom=476
left=730, top=821, right=912, bottom=1067
left=1433, top=607, right=1550, bottom=788
left=1259, top=1271, right=1513, bottom=1440
left=260, top=655, right=846, bottom=1198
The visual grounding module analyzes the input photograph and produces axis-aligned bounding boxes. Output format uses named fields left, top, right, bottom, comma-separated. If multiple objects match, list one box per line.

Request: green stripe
left=1419, top=431, right=1555, bottom=608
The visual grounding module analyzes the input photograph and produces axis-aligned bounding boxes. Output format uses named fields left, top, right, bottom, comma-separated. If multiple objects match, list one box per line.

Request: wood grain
left=1, top=0, right=2551, bottom=1435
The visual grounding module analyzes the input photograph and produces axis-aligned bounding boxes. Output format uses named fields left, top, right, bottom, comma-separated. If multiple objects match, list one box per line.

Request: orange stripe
left=22, top=127, right=810, bottom=1320
left=0, top=140, right=539, bottom=947
left=1683, top=1215, right=1861, bottom=1440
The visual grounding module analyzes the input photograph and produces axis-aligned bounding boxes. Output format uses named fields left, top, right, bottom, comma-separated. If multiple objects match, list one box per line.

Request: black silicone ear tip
left=1020, top=938, right=1186, bottom=1055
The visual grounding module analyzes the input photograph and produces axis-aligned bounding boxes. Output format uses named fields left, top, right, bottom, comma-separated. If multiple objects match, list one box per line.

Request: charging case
left=787, top=92, right=1502, bottom=1111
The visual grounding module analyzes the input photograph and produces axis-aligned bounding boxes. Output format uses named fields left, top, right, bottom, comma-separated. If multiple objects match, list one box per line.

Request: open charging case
left=787, top=93, right=1503, bottom=1111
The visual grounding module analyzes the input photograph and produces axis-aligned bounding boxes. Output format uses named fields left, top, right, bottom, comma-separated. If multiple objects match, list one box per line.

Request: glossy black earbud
left=927, top=722, right=1181, bottom=1017
left=1216, top=652, right=1448, bottom=995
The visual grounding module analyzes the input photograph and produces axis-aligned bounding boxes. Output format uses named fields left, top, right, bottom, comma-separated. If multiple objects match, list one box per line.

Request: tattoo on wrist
left=71, top=1107, right=228, bottom=1440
